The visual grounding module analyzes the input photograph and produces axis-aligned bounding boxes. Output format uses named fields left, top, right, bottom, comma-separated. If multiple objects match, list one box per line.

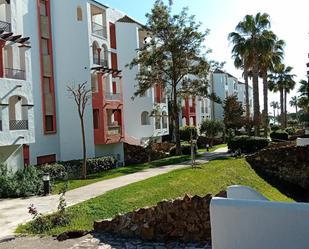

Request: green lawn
left=52, top=155, right=192, bottom=194
left=18, top=158, right=291, bottom=235
left=197, top=143, right=227, bottom=153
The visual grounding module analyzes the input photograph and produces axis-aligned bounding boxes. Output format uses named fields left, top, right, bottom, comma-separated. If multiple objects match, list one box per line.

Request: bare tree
left=67, top=82, right=92, bottom=179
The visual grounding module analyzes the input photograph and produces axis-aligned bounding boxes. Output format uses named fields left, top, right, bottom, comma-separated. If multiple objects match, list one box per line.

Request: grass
left=197, top=143, right=227, bottom=153
left=52, top=154, right=192, bottom=194
left=17, top=158, right=292, bottom=235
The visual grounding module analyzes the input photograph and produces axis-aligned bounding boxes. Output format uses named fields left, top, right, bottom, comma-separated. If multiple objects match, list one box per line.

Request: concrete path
left=0, top=148, right=228, bottom=239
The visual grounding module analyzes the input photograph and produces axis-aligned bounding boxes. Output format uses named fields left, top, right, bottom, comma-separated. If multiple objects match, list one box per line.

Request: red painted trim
left=111, top=52, right=118, bottom=70
left=0, top=40, right=5, bottom=78
left=37, top=0, right=57, bottom=135
left=109, top=22, right=116, bottom=49
left=23, top=145, right=30, bottom=166
left=37, top=154, right=56, bottom=165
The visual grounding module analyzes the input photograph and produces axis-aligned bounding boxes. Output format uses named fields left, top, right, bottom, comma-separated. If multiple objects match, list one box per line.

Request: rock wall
left=94, top=191, right=226, bottom=243
left=247, top=145, right=309, bottom=190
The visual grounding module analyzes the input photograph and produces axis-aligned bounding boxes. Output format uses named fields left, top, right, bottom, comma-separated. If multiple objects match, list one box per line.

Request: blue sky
left=98, top=0, right=309, bottom=111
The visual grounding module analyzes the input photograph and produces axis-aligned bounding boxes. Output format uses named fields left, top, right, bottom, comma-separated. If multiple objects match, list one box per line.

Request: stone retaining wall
left=94, top=191, right=226, bottom=243
left=247, top=145, right=309, bottom=190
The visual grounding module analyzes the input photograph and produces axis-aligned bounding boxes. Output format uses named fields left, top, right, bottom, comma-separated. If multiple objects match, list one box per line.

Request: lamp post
left=42, top=173, right=50, bottom=196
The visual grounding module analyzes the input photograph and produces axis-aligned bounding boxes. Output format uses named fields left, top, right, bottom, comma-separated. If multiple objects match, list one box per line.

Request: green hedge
left=228, top=136, right=269, bottom=153
left=270, top=130, right=289, bottom=141
left=37, top=156, right=117, bottom=180
left=169, top=144, right=196, bottom=156
left=180, top=126, right=198, bottom=141
left=0, top=164, right=42, bottom=198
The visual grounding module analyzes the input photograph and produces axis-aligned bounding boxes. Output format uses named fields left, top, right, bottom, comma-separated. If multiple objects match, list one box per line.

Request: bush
left=228, top=136, right=269, bottom=153
left=285, top=127, right=296, bottom=135
left=0, top=164, right=42, bottom=198
left=270, top=130, right=289, bottom=141
left=180, top=126, right=198, bottom=141
left=37, top=163, right=67, bottom=181
left=271, top=125, right=280, bottom=131
left=169, top=144, right=196, bottom=156
left=197, top=136, right=224, bottom=149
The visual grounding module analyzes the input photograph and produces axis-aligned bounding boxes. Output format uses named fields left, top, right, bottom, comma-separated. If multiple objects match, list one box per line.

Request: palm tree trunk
left=280, top=89, right=284, bottom=129
left=284, top=89, right=287, bottom=128
left=262, top=71, right=268, bottom=137
left=244, top=68, right=250, bottom=135
left=252, top=68, right=260, bottom=136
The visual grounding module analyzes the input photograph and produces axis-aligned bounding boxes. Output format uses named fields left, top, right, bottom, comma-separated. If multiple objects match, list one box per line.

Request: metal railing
left=93, top=55, right=108, bottom=67
left=107, top=125, right=121, bottom=136
left=92, top=22, right=107, bottom=39
left=105, top=92, right=120, bottom=101
left=9, top=120, right=29, bottom=130
left=0, top=20, right=11, bottom=32
left=4, top=68, right=26, bottom=80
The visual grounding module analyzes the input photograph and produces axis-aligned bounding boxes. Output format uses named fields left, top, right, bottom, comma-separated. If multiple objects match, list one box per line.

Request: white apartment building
left=116, top=15, right=169, bottom=146
left=211, top=68, right=253, bottom=120
left=0, top=0, right=34, bottom=171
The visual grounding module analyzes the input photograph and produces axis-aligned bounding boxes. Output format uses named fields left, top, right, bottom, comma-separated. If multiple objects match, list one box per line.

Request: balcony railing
left=107, top=125, right=121, bottom=136
left=9, top=120, right=28, bottom=130
left=92, top=22, right=107, bottom=39
left=0, top=20, right=11, bottom=33
left=93, top=55, right=108, bottom=67
left=4, top=68, right=26, bottom=80
left=105, top=92, right=120, bottom=101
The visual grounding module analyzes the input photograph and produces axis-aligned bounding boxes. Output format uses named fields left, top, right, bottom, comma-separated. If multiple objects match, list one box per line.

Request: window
left=40, top=0, right=47, bottom=16
left=141, top=111, right=150, bottom=125
left=93, top=109, right=99, bottom=129
left=37, top=154, right=56, bottom=165
left=43, top=77, right=50, bottom=94
left=41, top=38, right=49, bottom=55
left=91, top=73, right=98, bottom=92
left=45, top=115, right=54, bottom=132
left=155, top=111, right=161, bottom=129
left=162, top=111, right=168, bottom=129
left=77, top=6, right=83, bottom=21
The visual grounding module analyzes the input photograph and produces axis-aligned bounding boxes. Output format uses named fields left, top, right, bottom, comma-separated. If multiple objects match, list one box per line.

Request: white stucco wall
left=210, top=186, right=309, bottom=249
left=0, top=145, right=23, bottom=172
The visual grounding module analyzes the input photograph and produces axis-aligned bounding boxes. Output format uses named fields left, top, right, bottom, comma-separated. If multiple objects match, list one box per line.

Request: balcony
left=105, top=92, right=120, bottom=101
left=93, top=55, right=108, bottom=67
left=92, top=22, right=107, bottom=39
left=9, top=120, right=28, bottom=130
left=0, top=20, right=11, bottom=32
left=4, top=68, right=26, bottom=80
left=107, top=125, right=121, bottom=136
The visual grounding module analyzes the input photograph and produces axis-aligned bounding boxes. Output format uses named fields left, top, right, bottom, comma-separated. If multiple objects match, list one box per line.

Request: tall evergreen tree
left=128, top=1, right=211, bottom=155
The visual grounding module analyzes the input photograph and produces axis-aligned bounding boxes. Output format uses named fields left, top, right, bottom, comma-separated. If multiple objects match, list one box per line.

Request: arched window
left=155, top=111, right=161, bottom=130
left=141, top=111, right=150, bottom=125
left=162, top=111, right=168, bottom=129
left=92, top=41, right=99, bottom=64
left=77, top=6, right=83, bottom=21
left=102, top=44, right=108, bottom=67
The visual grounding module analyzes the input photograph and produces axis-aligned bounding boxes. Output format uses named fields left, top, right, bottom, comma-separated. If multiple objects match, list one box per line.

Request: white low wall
left=296, top=138, right=309, bottom=147
left=210, top=186, right=309, bottom=249
left=227, top=185, right=268, bottom=201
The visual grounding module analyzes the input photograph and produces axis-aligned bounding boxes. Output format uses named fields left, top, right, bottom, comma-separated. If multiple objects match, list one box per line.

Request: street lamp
left=42, top=173, right=50, bottom=196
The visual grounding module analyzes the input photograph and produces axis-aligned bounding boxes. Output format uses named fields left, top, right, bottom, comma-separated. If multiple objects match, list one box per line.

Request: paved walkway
left=0, top=148, right=228, bottom=239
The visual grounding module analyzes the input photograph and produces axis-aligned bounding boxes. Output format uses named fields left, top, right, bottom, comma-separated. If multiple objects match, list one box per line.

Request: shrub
left=169, top=144, right=196, bottom=156
left=0, top=164, right=42, bottom=198
left=37, top=163, right=67, bottom=181
left=270, top=130, right=289, bottom=141
left=271, top=125, right=280, bottom=131
left=228, top=136, right=269, bottom=153
left=180, top=126, right=198, bottom=141
left=197, top=136, right=223, bottom=149
left=285, top=127, right=296, bottom=135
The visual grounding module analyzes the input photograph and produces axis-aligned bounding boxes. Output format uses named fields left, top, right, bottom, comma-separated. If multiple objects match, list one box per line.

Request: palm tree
left=228, top=33, right=251, bottom=133
left=270, top=101, right=279, bottom=124
left=259, top=33, right=284, bottom=137
left=269, top=64, right=296, bottom=128
left=230, top=13, right=272, bottom=136
left=289, top=96, right=299, bottom=120
left=299, top=79, right=309, bottom=101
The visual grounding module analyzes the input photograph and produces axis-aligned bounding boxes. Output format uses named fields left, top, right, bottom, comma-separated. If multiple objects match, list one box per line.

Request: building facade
left=116, top=16, right=169, bottom=146
left=0, top=0, right=34, bottom=171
